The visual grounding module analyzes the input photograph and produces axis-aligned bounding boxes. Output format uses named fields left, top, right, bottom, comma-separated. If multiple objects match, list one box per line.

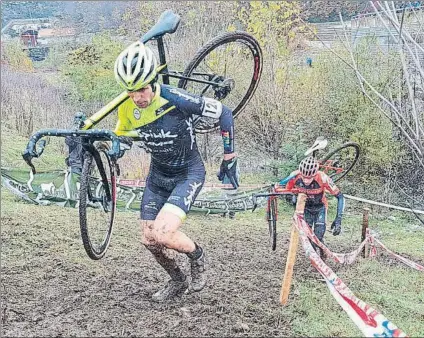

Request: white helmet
left=114, top=41, right=158, bottom=91
left=299, top=156, right=319, bottom=178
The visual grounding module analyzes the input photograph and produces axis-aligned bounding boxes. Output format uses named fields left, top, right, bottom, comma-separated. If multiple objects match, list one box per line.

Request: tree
left=336, top=2, right=424, bottom=169
left=234, top=1, right=311, bottom=176
left=1, top=39, right=34, bottom=72
left=300, top=0, right=423, bottom=203
left=62, top=32, right=124, bottom=103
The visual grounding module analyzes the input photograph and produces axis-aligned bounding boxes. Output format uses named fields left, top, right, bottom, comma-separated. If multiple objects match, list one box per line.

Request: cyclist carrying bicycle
left=275, top=156, right=345, bottom=258
left=113, top=41, right=239, bottom=302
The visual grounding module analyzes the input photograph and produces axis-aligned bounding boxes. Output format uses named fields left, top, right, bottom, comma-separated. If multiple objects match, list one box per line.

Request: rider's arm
left=218, top=104, right=235, bottom=156
left=334, top=192, right=345, bottom=220
left=274, top=171, right=298, bottom=193
left=279, top=172, right=297, bottom=186
left=321, top=172, right=345, bottom=219
left=163, top=86, right=235, bottom=155
left=114, top=106, right=131, bottom=136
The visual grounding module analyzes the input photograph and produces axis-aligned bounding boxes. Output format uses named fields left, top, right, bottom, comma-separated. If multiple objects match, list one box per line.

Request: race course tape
left=301, top=218, right=424, bottom=272
left=294, top=214, right=414, bottom=337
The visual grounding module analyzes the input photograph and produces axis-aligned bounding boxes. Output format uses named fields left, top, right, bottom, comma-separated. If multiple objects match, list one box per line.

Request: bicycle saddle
left=304, top=136, right=328, bottom=156
left=141, top=10, right=181, bottom=43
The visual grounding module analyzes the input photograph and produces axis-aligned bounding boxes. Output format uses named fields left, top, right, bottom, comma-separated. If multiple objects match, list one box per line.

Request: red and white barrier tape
left=294, top=215, right=408, bottom=337
left=368, top=228, right=378, bottom=258
left=299, top=221, right=424, bottom=272
left=298, top=221, right=368, bottom=265
left=373, top=237, right=424, bottom=272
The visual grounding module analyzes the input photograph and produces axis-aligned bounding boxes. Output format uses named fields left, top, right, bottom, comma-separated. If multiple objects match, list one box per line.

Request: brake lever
left=117, top=142, right=131, bottom=159
left=22, top=153, right=36, bottom=174
left=22, top=139, right=47, bottom=174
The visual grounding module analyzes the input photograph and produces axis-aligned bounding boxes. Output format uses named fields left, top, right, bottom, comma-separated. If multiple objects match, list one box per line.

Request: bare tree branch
left=299, top=2, right=424, bottom=167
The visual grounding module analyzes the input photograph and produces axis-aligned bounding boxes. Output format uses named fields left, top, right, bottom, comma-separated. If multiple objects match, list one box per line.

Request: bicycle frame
left=306, top=138, right=351, bottom=176
left=23, top=9, right=258, bottom=173
left=144, top=12, right=229, bottom=89
left=310, top=148, right=342, bottom=174
left=319, top=160, right=344, bottom=175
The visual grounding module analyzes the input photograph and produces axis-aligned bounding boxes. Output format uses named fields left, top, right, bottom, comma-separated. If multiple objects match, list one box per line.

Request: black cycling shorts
left=304, top=205, right=327, bottom=241
left=140, top=160, right=205, bottom=221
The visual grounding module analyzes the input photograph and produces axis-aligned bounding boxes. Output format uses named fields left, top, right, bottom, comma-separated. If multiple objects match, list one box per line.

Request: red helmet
left=299, top=156, right=319, bottom=178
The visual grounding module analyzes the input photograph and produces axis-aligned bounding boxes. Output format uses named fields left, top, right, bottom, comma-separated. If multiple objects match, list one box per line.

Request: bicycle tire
left=178, top=31, right=263, bottom=134
left=79, top=145, right=117, bottom=260
left=267, top=196, right=277, bottom=251
left=319, top=142, right=360, bottom=183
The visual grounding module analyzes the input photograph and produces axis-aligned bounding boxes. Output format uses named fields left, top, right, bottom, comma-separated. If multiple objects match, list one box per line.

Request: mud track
left=1, top=202, right=308, bottom=337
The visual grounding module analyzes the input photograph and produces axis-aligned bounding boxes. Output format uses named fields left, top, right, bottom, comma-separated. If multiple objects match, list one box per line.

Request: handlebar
left=22, top=129, right=122, bottom=174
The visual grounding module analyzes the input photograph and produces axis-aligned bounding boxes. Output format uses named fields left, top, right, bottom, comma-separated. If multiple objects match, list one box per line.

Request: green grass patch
left=1, top=125, right=67, bottom=170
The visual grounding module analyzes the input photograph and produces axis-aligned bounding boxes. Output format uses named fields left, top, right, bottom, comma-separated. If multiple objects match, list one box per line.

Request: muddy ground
left=2, top=194, right=423, bottom=337
left=1, top=196, right=295, bottom=337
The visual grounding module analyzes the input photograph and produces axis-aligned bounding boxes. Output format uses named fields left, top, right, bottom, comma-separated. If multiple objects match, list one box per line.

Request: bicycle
left=22, top=10, right=263, bottom=260
left=252, top=137, right=360, bottom=251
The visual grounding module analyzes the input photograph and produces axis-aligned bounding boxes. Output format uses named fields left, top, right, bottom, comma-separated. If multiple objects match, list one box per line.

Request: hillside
left=1, top=3, right=423, bottom=336
left=1, top=125, right=67, bottom=171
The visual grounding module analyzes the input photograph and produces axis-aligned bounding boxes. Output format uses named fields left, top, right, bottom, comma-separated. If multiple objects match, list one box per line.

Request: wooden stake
left=362, top=207, right=370, bottom=258
left=280, top=194, right=306, bottom=305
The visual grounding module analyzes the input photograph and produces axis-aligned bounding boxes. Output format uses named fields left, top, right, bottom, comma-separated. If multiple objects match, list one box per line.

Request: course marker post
left=362, top=207, right=370, bottom=258
left=280, top=193, right=306, bottom=305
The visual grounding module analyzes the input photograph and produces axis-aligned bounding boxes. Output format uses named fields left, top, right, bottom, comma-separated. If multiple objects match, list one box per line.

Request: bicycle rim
left=319, top=142, right=360, bottom=183
left=79, top=147, right=116, bottom=260
left=267, top=196, right=277, bottom=251
left=178, top=31, right=262, bottom=134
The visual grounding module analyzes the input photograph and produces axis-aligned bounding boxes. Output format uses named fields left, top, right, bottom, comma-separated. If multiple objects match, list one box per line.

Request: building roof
left=21, top=30, right=39, bottom=36
left=38, top=28, right=76, bottom=38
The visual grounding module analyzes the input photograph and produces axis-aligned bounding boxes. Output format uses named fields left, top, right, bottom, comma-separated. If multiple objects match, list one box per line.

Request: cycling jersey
left=279, top=170, right=345, bottom=218
left=115, top=84, right=235, bottom=168
left=114, top=84, right=235, bottom=220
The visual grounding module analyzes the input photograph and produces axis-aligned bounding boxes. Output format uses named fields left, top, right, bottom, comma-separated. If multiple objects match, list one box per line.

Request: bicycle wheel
left=319, top=142, right=360, bottom=183
left=267, top=196, right=277, bottom=251
left=178, top=31, right=263, bottom=133
left=79, top=144, right=117, bottom=260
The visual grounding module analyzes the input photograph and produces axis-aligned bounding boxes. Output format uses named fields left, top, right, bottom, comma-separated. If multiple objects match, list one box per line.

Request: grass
left=1, top=124, right=67, bottom=170
left=279, top=200, right=424, bottom=337
left=248, top=200, right=424, bottom=337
